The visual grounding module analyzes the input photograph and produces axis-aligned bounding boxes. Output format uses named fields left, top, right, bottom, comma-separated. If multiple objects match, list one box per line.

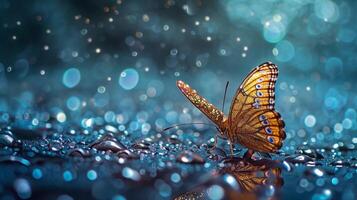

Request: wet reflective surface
left=0, top=122, right=356, bottom=199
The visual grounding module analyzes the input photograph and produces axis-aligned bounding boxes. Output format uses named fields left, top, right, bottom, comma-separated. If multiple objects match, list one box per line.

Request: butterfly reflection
left=174, top=158, right=283, bottom=200
left=220, top=157, right=283, bottom=193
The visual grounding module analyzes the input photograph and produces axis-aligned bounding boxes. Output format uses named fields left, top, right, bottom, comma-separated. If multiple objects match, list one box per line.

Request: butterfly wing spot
left=255, top=84, right=262, bottom=89
left=267, top=136, right=274, bottom=143
left=252, top=103, right=260, bottom=109
left=257, top=91, right=263, bottom=97
left=265, top=127, right=272, bottom=134
left=259, top=114, right=267, bottom=121
left=262, top=120, right=269, bottom=125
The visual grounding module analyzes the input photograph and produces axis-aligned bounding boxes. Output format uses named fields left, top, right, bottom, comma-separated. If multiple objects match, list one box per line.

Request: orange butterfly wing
left=177, top=80, right=227, bottom=131
left=227, top=62, right=286, bottom=153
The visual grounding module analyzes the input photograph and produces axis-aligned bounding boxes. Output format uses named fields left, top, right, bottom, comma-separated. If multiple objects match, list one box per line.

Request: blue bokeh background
left=1, top=0, right=356, bottom=150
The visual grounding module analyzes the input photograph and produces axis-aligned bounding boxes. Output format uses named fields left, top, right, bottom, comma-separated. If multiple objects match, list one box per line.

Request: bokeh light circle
left=119, top=68, right=139, bottom=90
left=263, top=21, right=286, bottom=43
left=325, top=57, right=343, bottom=78
left=62, top=68, right=81, bottom=88
left=66, top=96, right=81, bottom=111
left=304, top=115, right=316, bottom=128
left=273, top=40, right=295, bottom=62
left=314, top=0, right=339, bottom=22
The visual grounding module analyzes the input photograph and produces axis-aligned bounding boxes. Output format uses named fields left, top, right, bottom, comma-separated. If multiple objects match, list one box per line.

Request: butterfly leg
left=243, top=149, right=254, bottom=159
left=229, top=142, right=234, bottom=157
left=214, top=134, right=219, bottom=147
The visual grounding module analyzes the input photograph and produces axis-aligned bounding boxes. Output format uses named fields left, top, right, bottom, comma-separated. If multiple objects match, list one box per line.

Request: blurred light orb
left=334, top=123, right=343, bottom=133
left=93, top=93, right=109, bottom=107
left=165, top=111, right=178, bottom=124
left=179, top=113, right=192, bottom=124
left=345, top=108, right=356, bottom=119
left=170, top=173, right=181, bottom=183
left=207, top=184, right=224, bottom=200
left=304, top=115, right=316, bottom=128
left=325, top=57, right=343, bottom=78
left=63, top=171, right=73, bottom=182
left=273, top=40, right=295, bottom=62
left=62, top=68, right=81, bottom=88
left=292, top=47, right=314, bottom=71
left=14, top=178, right=32, bottom=199
left=119, top=68, right=139, bottom=90
left=122, top=167, right=140, bottom=181
left=263, top=20, right=286, bottom=43
left=32, top=168, right=42, bottom=179
left=56, top=112, right=66, bottom=123
left=104, top=111, right=116, bottom=123
left=141, top=123, right=151, bottom=134
left=14, top=59, right=29, bottom=78
left=314, top=0, right=339, bottom=22
left=342, top=118, right=352, bottom=129
left=87, top=170, right=97, bottom=181
left=66, top=96, right=81, bottom=111
left=337, top=28, right=356, bottom=43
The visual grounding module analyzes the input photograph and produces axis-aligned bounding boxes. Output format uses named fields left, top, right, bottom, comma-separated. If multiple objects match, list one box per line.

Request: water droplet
left=68, top=148, right=91, bottom=157
left=330, top=160, right=349, bottom=167
left=282, top=160, right=292, bottom=172
left=90, top=136, right=126, bottom=153
left=0, top=130, right=14, bottom=146
left=168, top=135, right=182, bottom=144
left=296, top=148, right=324, bottom=159
left=208, top=147, right=227, bottom=161
left=105, top=125, right=118, bottom=133
left=177, top=151, right=205, bottom=164
left=131, top=142, right=151, bottom=153
left=285, top=154, right=314, bottom=164
left=0, top=155, right=31, bottom=166
left=49, top=140, right=63, bottom=152
left=116, top=149, right=139, bottom=159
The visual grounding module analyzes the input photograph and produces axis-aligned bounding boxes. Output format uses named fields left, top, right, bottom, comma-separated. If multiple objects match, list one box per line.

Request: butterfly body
left=177, top=62, right=286, bottom=153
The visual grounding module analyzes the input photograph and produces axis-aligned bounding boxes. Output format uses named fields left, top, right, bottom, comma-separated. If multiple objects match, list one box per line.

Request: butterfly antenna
left=222, top=81, right=230, bottom=112
left=160, top=122, right=217, bottom=133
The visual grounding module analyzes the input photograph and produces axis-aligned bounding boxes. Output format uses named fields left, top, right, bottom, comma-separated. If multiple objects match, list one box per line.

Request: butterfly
left=177, top=62, right=286, bottom=154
